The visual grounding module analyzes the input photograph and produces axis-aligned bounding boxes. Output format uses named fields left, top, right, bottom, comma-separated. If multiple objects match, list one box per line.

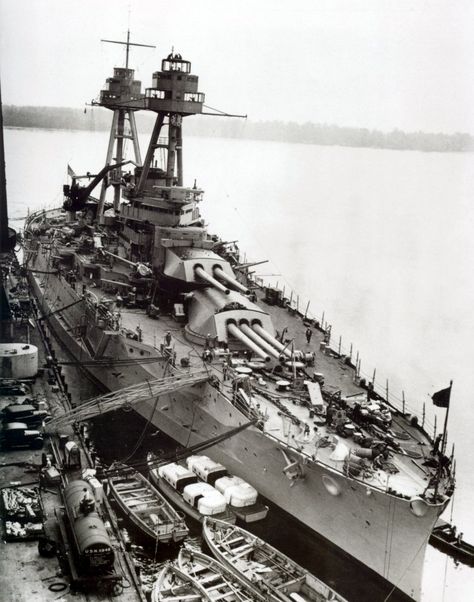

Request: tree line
left=4, top=105, right=474, bottom=153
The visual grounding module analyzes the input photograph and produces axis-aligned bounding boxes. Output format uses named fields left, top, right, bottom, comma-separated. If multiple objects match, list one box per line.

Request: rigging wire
left=58, top=356, right=164, bottom=367
left=119, top=382, right=161, bottom=464
left=386, top=494, right=396, bottom=582
left=37, top=297, right=85, bottom=321
left=202, top=103, right=232, bottom=116
left=439, top=488, right=457, bottom=601
left=382, top=529, right=432, bottom=601
left=441, top=551, right=449, bottom=602
left=104, top=419, right=257, bottom=477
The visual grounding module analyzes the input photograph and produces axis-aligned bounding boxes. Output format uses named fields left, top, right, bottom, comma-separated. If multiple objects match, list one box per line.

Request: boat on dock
left=148, top=460, right=236, bottom=525
left=177, top=545, right=265, bottom=601
left=22, top=33, right=456, bottom=600
left=202, top=517, right=347, bottom=602
left=151, top=562, right=211, bottom=602
left=106, top=464, right=188, bottom=545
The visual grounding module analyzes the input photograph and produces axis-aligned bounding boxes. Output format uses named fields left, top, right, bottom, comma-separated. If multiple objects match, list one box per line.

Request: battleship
left=22, top=35, right=455, bottom=600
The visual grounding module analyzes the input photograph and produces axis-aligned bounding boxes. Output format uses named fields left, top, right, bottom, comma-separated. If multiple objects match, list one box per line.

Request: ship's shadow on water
left=90, top=409, right=412, bottom=602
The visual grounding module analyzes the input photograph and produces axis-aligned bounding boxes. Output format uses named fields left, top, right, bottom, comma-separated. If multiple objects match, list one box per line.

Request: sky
left=0, top=0, right=473, bottom=134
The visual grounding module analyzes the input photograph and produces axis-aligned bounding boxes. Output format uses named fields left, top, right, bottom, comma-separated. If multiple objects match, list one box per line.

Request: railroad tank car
left=63, top=479, right=114, bottom=572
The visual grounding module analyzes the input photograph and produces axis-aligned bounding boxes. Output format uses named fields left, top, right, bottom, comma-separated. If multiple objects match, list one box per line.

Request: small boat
left=151, top=562, right=211, bottom=602
left=203, top=517, right=347, bottom=602
left=148, top=458, right=236, bottom=525
left=429, top=521, right=474, bottom=566
left=186, top=455, right=269, bottom=523
left=107, top=465, right=188, bottom=546
left=178, top=545, right=265, bottom=601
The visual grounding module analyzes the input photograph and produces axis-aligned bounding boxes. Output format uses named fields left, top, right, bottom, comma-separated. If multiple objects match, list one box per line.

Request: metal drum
left=343, top=423, right=356, bottom=437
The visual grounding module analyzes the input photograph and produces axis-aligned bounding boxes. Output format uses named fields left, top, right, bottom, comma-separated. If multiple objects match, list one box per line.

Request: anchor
left=280, top=449, right=305, bottom=486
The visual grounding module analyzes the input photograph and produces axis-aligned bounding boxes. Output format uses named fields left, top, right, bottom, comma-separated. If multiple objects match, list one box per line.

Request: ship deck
left=24, top=206, right=445, bottom=504
left=83, top=279, right=434, bottom=501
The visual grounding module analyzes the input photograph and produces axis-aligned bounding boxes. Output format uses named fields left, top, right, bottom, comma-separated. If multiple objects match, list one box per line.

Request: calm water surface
left=4, top=127, right=474, bottom=601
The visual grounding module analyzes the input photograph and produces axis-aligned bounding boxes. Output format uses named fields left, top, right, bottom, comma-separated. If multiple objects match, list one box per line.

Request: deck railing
left=250, top=273, right=437, bottom=442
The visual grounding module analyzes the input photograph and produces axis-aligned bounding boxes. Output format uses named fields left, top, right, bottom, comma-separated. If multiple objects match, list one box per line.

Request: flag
left=67, top=164, right=75, bottom=178
left=432, top=386, right=451, bottom=408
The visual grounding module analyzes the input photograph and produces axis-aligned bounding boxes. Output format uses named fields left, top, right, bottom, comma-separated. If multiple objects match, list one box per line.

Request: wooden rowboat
left=107, top=465, right=188, bottom=546
left=203, top=517, right=347, bottom=602
left=151, top=562, right=212, bottom=602
left=178, top=546, right=265, bottom=601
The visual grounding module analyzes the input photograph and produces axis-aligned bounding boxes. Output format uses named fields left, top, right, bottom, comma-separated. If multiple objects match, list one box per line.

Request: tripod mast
left=96, top=31, right=155, bottom=215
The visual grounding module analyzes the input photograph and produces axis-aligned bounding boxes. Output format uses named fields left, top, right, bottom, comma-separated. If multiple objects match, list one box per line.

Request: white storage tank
left=215, top=476, right=258, bottom=507
left=198, top=492, right=227, bottom=516
left=0, top=344, right=38, bottom=378
left=215, top=475, right=244, bottom=493
left=158, top=462, right=196, bottom=490
left=182, top=482, right=227, bottom=515
left=187, top=455, right=227, bottom=482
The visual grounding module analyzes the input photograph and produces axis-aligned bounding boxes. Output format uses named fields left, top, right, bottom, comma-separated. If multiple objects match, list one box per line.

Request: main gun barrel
left=239, top=323, right=280, bottom=359
left=194, top=266, right=230, bottom=295
left=252, top=323, right=292, bottom=358
left=227, top=323, right=270, bottom=362
left=213, top=266, right=249, bottom=295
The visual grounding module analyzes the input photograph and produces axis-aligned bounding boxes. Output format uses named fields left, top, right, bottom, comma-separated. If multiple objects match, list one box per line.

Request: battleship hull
left=28, top=262, right=446, bottom=601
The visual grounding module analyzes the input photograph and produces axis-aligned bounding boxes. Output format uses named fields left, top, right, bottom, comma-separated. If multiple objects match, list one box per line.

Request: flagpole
left=441, top=380, right=453, bottom=455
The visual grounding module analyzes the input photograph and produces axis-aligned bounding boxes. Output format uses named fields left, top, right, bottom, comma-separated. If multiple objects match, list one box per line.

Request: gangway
left=45, top=369, right=210, bottom=431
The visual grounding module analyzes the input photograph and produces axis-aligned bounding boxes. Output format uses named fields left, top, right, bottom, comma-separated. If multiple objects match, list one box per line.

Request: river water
left=4, top=126, right=474, bottom=601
